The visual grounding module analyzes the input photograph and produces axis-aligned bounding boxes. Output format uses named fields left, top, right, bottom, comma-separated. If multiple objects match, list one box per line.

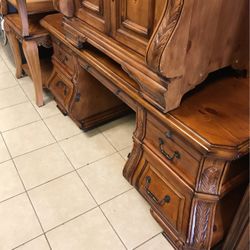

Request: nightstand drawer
left=144, top=115, right=201, bottom=187
left=138, top=149, right=193, bottom=239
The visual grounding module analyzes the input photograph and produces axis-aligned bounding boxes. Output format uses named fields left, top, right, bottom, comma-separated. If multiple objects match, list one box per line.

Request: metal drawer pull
left=159, top=138, right=180, bottom=161
left=145, top=176, right=171, bottom=206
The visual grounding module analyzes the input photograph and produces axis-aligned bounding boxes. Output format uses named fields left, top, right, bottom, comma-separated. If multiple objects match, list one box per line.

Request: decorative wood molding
left=198, top=167, right=221, bottom=194
left=197, top=159, right=225, bottom=195
left=185, top=198, right=216, bottom=250
left=123, top=106, right=146, bottom=183
left=146, top=0, right=184, bottom=73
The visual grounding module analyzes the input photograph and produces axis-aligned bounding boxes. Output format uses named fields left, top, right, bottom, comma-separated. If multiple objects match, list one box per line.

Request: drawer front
left=138, top=149, right=193, bottom=239
left=52, top=38, right=75, bottom=75
left=144, top=115, right=201, bottom=187
left=48, top=70, right=74, bottom=111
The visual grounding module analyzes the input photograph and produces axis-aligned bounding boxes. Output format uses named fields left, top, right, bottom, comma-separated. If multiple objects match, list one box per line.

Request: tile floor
left=0, top=45, right=174, bottom=249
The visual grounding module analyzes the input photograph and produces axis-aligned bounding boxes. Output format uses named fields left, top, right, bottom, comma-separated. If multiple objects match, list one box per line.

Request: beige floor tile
left=0, top=85, right=27, bottom=110
left=15, top=236, right=50, bottom=250
left=0, top=102, right=40, bottom=132
left=59, top=131, right=116, bottom=168
left=0, top=49, right=16, bottom=74
left=0, top=160, right=24, bottom=202
left=135, top=234, right=174, bottom=250
left=99, top=114, right=135, bottom=150
left=14, top=144, right=74, bottom=190
left=46, top=207, right=125, bottom=250
left=119, top=145, right=133, bottom=160
left=0, top=135, right=10, bottom=163
left=0, top=71, right=18, bottom=90
left=19, top=77, right=51, bottom=103
left=34, top=100, right=60, bottom=119
left=0, top=194, right=42, bottom=250
left=29, top=172, right=96, bottom=231
left=78, top=153, right=131, bottom=204
left=0, top=58, right=9, bottom=74
left=3, top=121, right=55, bottom=157
left=44, top=114, right=81, bottom=141
left=18, top=77, right=36, bottom=101
left=101, top=189, right=162, bottom=250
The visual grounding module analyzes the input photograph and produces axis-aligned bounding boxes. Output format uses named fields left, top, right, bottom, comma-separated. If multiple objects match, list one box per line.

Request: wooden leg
left=22, top=40, right=44, bottom=107
left=4, top=22, right=23, bottom=78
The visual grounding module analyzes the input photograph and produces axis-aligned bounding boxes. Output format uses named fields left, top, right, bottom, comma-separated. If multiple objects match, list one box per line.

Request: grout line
left=0, top=60, right=146, bottom=249
left=1, top=118, right=42, bottom=133
left=0, top=191, right=26, bottom=205
left=0, top=100, right=28, bottom=111
left=0, top=83, right=19, bottom=91
left=11, top=233, right=45, bottom=250
left=52, top=125, right=129, bottom=250
left=0, top=134, right=52, bottom=249
left=132, top=232, right=164, bottom=249
left=97, top=187, right=134, bottom=207
left=44, top=205, right=98, bottom=234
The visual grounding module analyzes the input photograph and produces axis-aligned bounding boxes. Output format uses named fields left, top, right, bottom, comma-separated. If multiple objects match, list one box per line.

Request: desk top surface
left=170, top=71, right=249, bottom=149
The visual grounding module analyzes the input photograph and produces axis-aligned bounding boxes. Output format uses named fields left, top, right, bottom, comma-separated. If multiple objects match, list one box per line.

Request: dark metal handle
left=159, top=138, right=180, bottom=161
left=145, top=176, right=171, bottom=206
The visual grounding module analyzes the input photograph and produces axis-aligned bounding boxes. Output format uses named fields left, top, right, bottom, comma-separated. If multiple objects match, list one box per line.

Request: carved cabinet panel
left=75, top=0, right=111, bottom=32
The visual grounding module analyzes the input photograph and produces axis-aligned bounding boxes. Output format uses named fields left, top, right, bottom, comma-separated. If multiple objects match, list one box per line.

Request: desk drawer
left=144, top=115, right=202, bottom=187
left=52, top=37, right=75, bottom=75
left=48, top=70, right=74, bottom=112
left=138, top=149, right=193, bottom=239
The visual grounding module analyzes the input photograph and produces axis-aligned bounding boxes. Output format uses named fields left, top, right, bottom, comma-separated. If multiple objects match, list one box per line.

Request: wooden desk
left=41, top=13, right=249, bottom=250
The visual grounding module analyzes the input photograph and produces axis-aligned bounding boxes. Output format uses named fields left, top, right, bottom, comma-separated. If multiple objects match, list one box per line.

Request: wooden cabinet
left=73, top=0, right=164, bottom=54
left=57, top=0, right=249, bottom=113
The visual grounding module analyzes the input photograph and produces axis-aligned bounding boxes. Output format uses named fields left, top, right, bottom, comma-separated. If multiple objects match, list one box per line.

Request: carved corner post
left=184, top=195, right=217, bottom=250
left=146, top=0, right=186, bottom=78
left=123, top=105, right=147, bottom=184
left=184, top=158, right=226, bottom=250
left=4, top=21, right=23, bottom=78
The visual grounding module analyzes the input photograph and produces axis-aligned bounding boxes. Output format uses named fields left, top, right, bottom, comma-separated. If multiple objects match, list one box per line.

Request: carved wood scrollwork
left=123, top=106, right=146, bottom=183
left=197, top=158, right=225, bottom=195
left=146, top=0, right=184, bottom=74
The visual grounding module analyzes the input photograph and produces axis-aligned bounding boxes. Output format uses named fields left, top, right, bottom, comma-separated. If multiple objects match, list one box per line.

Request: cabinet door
left=75, top=0, right=111, bottom=33
left=111, top=0, right=163, bottom=55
